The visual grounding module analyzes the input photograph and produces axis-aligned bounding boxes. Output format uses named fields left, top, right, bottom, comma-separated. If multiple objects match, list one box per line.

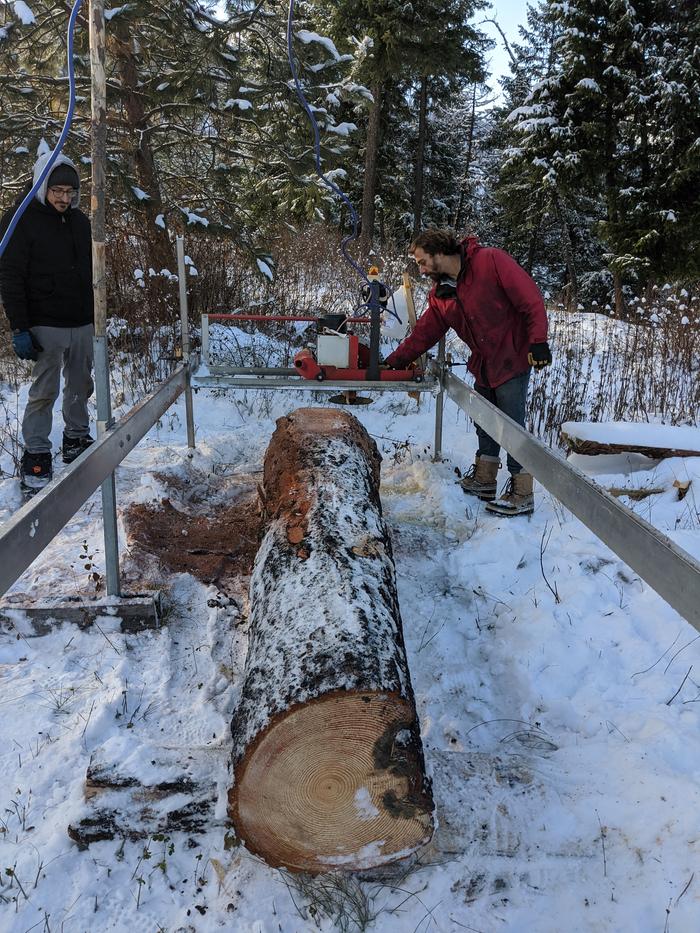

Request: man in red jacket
left=385, top=229, right=551, bottom=515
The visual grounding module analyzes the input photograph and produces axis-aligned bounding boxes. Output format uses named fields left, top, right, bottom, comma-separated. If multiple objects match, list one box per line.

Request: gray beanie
left=47, top=163, right=79, bottom=189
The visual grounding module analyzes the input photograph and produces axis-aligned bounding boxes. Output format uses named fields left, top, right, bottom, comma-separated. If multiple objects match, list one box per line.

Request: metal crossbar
left=0, top=365, right=187, bottom=597
left=442, top=370, right=700, bottom=631
left=192, top=373, right=439, bottom=393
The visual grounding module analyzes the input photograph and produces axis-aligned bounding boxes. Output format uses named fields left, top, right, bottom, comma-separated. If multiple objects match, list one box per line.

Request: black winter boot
left=20, top=451, right=53, bottom=493
left=62, top=433, right=94, bottom=464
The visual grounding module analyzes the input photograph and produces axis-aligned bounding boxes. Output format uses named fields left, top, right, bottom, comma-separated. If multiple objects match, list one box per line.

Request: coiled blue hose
left=0, top=0, right=83, bottom=261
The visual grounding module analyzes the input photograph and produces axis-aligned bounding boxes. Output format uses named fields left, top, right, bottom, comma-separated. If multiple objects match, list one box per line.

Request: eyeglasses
left=48, top=187, right=77, bottom=200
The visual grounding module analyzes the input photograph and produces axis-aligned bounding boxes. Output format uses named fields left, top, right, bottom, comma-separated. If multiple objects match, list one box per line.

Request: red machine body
left=294, top=335, right=422, bottom=383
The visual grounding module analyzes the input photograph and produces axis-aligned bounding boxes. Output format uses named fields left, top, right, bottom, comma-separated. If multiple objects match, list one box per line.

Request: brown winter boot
left=485, top=472, right=534, bottom=516
left=459, top=455, right=500, bottom=500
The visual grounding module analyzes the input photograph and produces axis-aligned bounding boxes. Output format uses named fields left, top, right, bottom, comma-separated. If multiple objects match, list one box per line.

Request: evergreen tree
left=488, top=1, right=591, bottom=303
left=326, top=0, right=489, bottom=250
left=517, top=0, right=700, bottom=302
left=0, top=0, right=365, bottom=271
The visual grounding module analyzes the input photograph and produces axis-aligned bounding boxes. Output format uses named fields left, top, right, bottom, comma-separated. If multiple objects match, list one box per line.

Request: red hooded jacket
left=385, top=237, right=548, bottom=388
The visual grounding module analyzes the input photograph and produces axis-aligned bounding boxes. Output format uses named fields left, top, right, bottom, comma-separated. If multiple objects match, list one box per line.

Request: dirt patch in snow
left=124, top=473, right=263, bottom=591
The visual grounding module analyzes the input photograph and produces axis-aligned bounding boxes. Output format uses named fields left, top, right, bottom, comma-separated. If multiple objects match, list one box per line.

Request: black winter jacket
left=0, top=198, right=94, bottom=331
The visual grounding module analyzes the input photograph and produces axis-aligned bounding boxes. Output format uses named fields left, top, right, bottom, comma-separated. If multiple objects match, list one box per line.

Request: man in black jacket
left=0, top=152, right=94, bottom=492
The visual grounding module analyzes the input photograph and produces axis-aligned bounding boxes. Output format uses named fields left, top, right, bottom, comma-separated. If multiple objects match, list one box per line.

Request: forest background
left=1, top=0, right=699, bottom=357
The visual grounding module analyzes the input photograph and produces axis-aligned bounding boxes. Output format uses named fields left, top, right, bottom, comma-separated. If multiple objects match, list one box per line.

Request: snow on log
left=228, top=408, right=433, bottom=872
left=561, top=421, right=700, bottom=459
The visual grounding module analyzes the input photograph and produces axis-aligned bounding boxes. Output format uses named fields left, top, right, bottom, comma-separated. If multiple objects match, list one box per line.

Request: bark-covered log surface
left=560, top=433, right=700, bottom=459
left=229, top=409, right=434, bottom=872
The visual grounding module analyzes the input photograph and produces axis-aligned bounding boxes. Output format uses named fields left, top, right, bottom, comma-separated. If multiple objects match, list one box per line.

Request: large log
left=561, top=421, right=700, bottom=459
left=228, top=409, right=433, bottom=872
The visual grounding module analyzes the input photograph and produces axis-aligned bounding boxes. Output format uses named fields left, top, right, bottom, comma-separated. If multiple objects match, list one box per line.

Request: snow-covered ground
left=0, top=373, right=699, bottom=932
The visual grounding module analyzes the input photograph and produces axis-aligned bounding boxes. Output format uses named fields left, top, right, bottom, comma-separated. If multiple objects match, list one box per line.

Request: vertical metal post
left=201, top=314, right=210, bottom=367
left=433, top=337, right=446, bottom=461
left=176, top=236, right=196, bottom=449
left=90, top=0, right=120, bottom=596
left=367, top=281, right=382, bottom=381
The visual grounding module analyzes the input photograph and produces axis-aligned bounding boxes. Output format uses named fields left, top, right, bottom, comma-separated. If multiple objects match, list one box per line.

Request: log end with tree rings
left=231, top=691, right=433, bottom=872
left=228, top=408, right=434, bottom=872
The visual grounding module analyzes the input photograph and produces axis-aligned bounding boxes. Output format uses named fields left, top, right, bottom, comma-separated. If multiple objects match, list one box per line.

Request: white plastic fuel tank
left=317, top=334, right=351, bottom=366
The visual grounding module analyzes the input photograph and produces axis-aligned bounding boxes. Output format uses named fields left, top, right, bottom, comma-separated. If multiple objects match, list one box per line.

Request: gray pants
left=23, top=324, right=94, bottom=453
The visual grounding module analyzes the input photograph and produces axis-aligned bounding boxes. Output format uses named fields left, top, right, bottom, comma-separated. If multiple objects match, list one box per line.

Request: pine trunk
left=360, top=79, right=384, bottom=253
left=228, top=409, right=434, bottom=873
left=453, top=83, right=477, bottom=231
left=109, top=22, right=173, bottom=274
left=552, top=190, right=577, bottom=310
left=412, top=76, right=428, bottom=239
left=613, top=271, right=626, bottom=317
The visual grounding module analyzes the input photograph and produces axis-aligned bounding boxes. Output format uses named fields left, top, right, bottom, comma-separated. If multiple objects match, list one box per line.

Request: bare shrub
left=529, top=297, right=700, bottom=446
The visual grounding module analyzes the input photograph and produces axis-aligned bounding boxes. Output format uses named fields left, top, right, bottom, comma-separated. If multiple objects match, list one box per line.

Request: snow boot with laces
left=459, top=455, right=499, bottom=501
left=485, top=472, right=534, bottom=516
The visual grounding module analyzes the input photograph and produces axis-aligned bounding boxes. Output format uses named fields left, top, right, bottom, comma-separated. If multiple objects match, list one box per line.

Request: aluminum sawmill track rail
left=0, top=365, right=187, bottom=597
left=0, top=360, right=697, bottom=632
left=442, top=369, right=700, bottom=631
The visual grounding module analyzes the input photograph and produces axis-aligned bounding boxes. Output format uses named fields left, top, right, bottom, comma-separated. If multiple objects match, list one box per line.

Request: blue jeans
left=475, top=370, right=530, bottom=474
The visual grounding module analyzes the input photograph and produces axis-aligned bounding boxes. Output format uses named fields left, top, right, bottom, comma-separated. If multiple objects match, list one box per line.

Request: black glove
left=12, top=330, right=43, bottom=361
left=384, top=353, right=404, bottom=370
left=528, top=342, right=552, bottom=369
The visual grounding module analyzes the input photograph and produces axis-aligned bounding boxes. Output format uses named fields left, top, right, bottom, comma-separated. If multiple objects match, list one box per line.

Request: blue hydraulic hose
left=286, top=0, right=370, bottom=285
left=0, top=0, right=84, bottom=262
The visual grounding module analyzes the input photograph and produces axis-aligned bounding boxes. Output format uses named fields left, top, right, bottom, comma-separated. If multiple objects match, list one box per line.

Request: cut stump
left=228, top=408, right=433, bottom=872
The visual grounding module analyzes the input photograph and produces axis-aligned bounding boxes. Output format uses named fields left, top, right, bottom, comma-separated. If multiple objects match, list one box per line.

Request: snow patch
left=256, top=258, right=273, bottom=280
left=325, top=122, right=356, bottom=137
left=320, top=842, right=420, bottom=868
left=12, top=1, right=34, bottom=24
left=105, top=4, right=130, bottom=20
left=295, top=30, right=341, bottom=60
left=354, top=787, right=380, bottom=820
left=182, top=208, right=209, bottom=227
left=223, top=98, right=253, bottom=110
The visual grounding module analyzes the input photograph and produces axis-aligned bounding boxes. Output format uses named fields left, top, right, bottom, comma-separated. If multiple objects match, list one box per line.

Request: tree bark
left=526, top=192, right=544, bottom=275
left=360, top=79, right=384, bottom=254
left=453, top=83, right=477, bottom=231
left=552, top=189, right=577, bottom=310
left=560, top=427, right=700, bottom=459
left=109, top=21, right=173, bottom=273
left=412, top=76, right=428, bottom=239
left=228, top=409, right=434, bottom=873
